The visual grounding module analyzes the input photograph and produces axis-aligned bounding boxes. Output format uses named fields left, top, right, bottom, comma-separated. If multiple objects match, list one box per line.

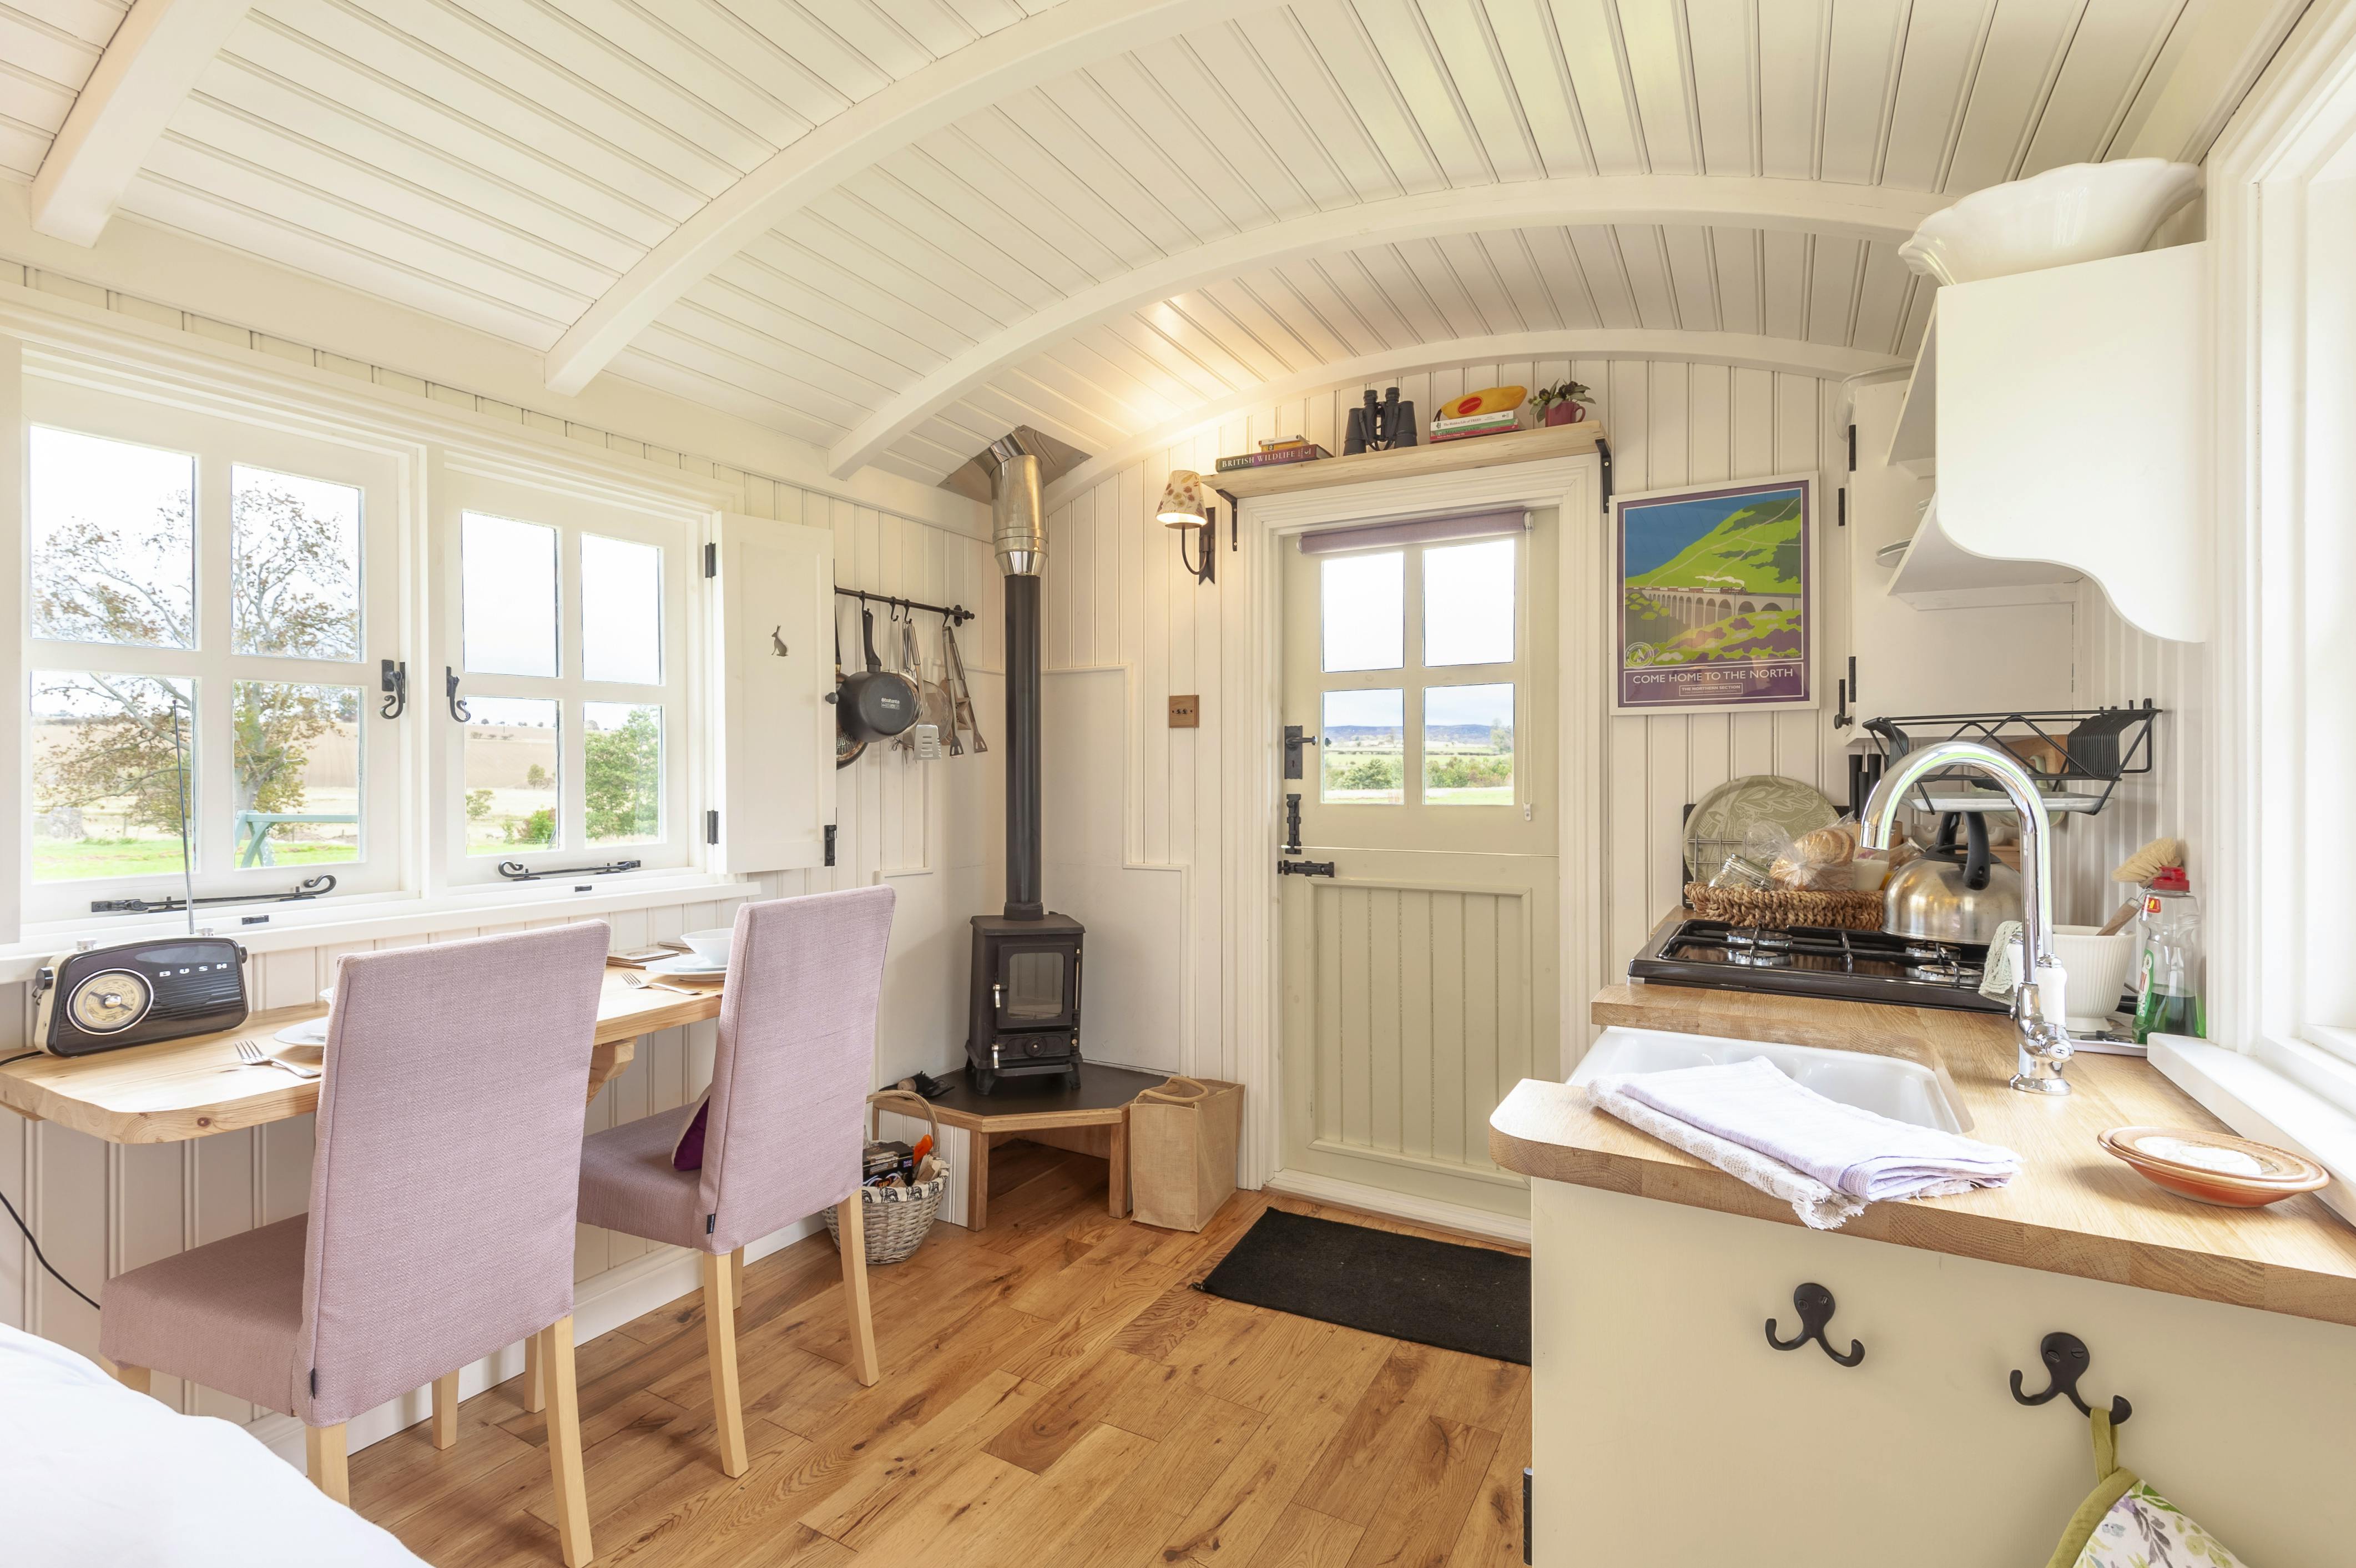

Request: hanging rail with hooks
left=834, top=588, right=975, bottom=626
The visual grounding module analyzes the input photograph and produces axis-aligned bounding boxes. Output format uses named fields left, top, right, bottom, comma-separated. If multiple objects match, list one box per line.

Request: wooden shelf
left=1209, top=420, right=1606, bottom=500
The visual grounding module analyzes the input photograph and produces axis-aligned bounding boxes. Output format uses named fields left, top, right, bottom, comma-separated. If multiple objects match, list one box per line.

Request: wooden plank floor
left=350, top=1142, right=1531, bottom=1568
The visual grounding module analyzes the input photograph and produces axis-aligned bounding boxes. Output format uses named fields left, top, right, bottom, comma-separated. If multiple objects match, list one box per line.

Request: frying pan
left=838, top=604, right=918, bottom=744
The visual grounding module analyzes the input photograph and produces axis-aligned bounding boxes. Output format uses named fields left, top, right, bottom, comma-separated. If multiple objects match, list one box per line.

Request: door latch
left=1284, top=792, right=1303, bottom=853
left=1277, top=859, right=1336, bottom=878
left=1283, top=725, right=1319, bottom=780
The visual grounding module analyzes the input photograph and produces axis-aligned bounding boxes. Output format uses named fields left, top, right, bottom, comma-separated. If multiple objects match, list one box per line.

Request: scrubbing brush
left=2095, top=838, right=2186, bottom=934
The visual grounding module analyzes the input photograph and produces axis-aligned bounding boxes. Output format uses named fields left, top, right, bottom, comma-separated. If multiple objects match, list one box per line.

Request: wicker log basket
left=825, top=1089, right=948, bottom=1267
left=1683, top=882, right=1886, bottom=931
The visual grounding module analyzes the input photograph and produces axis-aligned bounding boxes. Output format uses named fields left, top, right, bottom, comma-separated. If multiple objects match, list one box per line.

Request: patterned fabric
left=579, top=885, right=896, bottom=1256
left=2072, top=1485, right=2247, bottom=1568
left=101, top=923, right=613, bottom=1428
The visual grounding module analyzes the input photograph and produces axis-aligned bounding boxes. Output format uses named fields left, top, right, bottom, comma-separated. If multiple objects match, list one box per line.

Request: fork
left=233, top=1039, right=320, bottom=1080
left=619, top=971, right=701, bottom=996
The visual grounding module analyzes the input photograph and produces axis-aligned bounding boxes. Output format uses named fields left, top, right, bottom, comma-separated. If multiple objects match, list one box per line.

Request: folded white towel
left=1587, top=1057, right=2021, bottom=1229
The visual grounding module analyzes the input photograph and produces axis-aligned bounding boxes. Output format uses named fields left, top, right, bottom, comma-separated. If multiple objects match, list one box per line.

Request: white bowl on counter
left=1899, top=159, right=2201, bottom=286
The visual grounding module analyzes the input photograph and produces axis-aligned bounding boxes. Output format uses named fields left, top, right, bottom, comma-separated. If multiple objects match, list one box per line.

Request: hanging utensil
left=942, top=619, right=987, bottom=754
left=838, top=604, right=918, bottom=744
left=834, top=609, right=866, bottom=769
left=932, top=617, right=963, bottom=757
left=902, top=609, right=955, bottom=759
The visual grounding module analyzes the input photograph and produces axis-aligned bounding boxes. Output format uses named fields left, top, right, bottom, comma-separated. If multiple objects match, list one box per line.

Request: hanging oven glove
left=2046, top=1409, right=2248, bottom=1568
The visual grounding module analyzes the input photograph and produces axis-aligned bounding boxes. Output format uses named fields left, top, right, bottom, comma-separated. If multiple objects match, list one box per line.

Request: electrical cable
left=0, top=1186, right=100, bottom=1313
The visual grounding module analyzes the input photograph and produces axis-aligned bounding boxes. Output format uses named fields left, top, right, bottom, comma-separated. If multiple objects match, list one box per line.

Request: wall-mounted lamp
left=1159, top=468, right=1216, bottom=585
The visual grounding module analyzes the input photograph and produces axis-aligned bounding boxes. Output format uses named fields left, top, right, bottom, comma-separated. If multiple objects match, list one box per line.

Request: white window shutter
left=710, top=513, right=835, bottom=873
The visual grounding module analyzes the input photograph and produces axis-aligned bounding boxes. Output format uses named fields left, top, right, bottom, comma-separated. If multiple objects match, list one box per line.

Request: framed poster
left=1612, top=473, right=1816, bottom=714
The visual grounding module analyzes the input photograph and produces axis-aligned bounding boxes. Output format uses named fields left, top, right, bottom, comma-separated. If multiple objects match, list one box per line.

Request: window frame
left=21, top=375, right=407, bottom=922
left=431, top=462, right=697, bottom=890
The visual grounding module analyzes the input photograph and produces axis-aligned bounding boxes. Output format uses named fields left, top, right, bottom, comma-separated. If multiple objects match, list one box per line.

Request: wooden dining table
left=0, top=967, right=724, bottom=1144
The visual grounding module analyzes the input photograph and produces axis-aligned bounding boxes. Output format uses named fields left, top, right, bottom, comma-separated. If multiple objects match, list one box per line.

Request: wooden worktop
left=1489, top=984, right=2356, bottom=1328
left=0, top=967, right=722, bottom=1143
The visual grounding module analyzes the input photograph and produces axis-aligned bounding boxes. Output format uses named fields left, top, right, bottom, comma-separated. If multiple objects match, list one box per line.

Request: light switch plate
left=1168, top=695, right=1200, bottom=728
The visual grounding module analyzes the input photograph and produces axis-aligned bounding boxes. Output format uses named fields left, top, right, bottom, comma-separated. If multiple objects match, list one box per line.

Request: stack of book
left=1215, top=436, right=1331, bottom=473
left=1429, top=409, right=1525, bottom=443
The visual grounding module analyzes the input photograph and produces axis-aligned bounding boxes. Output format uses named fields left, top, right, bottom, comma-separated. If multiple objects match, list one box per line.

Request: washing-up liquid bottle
left=2131, top=867, right=2205, bottom=1043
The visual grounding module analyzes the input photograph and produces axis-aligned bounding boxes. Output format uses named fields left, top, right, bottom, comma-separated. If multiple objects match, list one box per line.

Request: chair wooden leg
left=432, top=1369, right=461, bottom=1450
left=109, top=1361, right=152, bottom=1396
left=523, top=1331, right=546, bottom=1414
left=538, top=1317, right=593, bottom=1568
left=305, top=1423, right=350, bottom=1505
left=1108, top=1115, right=1129, bottom=1218
left=729, top=1244, right=745, bottom=1310
left=700, top=1251, right=749, bottom=1478
left=837, top=1196, right=880, bottom=1387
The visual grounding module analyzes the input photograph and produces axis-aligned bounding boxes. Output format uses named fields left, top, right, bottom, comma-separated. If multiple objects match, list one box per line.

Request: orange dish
left=2097, top=1125, right=2330, bottom=1207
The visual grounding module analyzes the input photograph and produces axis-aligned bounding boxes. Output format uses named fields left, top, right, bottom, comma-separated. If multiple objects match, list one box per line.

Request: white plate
left=276, top=1020, right=329, bottom=1047
left=642, top=955, right=725, bottom=979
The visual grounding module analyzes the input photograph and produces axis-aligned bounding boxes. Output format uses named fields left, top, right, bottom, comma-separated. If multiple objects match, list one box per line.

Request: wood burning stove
left=965, top=433, right=1085, bottom=1095
left=968, top=913, right=1083, bottom=1092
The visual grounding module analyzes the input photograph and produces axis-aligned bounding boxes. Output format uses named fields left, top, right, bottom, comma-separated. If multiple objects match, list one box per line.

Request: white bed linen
left=0, top=1322, right=427, bottom=1567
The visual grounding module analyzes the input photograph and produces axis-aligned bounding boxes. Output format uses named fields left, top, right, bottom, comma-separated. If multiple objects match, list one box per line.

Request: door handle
left=1278, top=859, right=1336, bottom=878
left=1283, top=725, right=1319, bottom=780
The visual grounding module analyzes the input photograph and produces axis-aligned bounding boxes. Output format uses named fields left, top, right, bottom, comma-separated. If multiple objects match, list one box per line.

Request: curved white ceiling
left=0, top=0, right=2247, bottom=485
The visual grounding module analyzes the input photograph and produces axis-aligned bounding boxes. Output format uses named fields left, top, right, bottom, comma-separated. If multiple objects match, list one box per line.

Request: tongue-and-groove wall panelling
left=1039, top=356, right=1849, bottom=1081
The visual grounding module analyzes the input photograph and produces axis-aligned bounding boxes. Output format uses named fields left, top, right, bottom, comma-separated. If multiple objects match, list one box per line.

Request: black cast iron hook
left=1765, top=1283, right=1863, bottom=1367
left=445, top=666, right=469, bottom=723
left=2011, top=1332, right=2131, bottom=1424
left=379, top=658, right=407, bottom=719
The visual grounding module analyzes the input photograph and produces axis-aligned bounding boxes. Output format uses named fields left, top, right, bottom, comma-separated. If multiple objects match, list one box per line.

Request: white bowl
left=1899, top=160, right=2201, bottom=286
left=679, top=927, right=733, bottom=965
left=2053, top=924, right=2137, bottom=1031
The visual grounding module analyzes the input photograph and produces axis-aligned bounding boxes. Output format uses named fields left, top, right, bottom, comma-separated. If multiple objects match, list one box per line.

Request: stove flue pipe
left=983, top=437, right=1046, bottom=921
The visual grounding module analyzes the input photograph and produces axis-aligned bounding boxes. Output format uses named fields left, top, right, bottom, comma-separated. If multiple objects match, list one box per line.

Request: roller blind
left=1295, top=508, right=1528, bottom=554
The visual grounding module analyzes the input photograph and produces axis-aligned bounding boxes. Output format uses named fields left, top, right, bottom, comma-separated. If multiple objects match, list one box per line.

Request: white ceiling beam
left=830, top=176, right=1951, bottom=480
left=1040, top=330, right=1907, bottom=511
left=542, top=0, right=1263, bottom=398
left=29, top=0, right=255, bottom=247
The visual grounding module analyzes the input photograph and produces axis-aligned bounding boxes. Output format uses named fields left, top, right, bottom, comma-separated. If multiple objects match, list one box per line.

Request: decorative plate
left=2097, top=1126, right=2329, bottom=1207
left=1683, top=775, right=1840, bottom=881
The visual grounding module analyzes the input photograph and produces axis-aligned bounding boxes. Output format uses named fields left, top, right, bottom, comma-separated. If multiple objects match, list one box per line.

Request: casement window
left=436, top=468, right=692, bottom=887
left=22, top=379, right=403, bottom=923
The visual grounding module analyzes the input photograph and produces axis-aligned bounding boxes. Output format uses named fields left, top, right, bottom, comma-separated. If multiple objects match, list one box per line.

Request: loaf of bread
left=1770, top=822, right=1857, bottom=891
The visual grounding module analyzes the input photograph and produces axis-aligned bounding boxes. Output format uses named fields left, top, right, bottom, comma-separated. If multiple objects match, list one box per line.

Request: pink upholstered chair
left=576, top=885, right=895, bottom=1478
left=100, top=922, right=613, bottom=1567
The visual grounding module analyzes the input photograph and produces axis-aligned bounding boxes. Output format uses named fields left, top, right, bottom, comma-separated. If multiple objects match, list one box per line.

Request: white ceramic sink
left=1570, top=1027, right=1967, bottom=1133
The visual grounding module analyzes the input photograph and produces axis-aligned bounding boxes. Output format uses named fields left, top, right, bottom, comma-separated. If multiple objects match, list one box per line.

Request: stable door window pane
left=1424, top=683, right=1515, bottom=805
left=1321, top=552, right=1404, bottom=672
left=31, top=672, right=194, bottom=881
left=233, top=466, right=361, bottom=659
left=584, top=702, right=662, bottom=845
left=1424, top=537, right=1516, bottom=666
left=462, top=513, right=558, bottom=677
left=465, top=697, right=559, bottom=855
left=231, top=682, right=361, bottom=867
left=1321, top=688, right=1404, bottom=804
left=31, top=427, right=195, bottom=649
left=581, top=536, right=663, bottom=685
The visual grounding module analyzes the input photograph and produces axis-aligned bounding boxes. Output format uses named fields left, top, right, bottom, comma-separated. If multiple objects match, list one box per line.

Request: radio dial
left=68, top=969, right=154, bottom=1033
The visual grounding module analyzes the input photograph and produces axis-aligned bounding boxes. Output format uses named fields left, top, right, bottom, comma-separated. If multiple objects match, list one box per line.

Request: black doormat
left=1197, top=1209, right=1530, bottom=1365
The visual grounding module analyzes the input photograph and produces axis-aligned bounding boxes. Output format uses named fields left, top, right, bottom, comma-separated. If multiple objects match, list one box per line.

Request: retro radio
left=31, top=937, right=250, bottom=1057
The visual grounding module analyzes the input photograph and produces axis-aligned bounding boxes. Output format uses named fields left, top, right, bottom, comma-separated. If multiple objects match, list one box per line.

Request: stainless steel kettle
left=1884, top=811, right=2023, bottom=942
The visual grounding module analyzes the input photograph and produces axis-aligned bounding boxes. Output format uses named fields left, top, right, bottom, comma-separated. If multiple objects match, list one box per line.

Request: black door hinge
left=824, top=824, right=836, bottom=866
left=1846, top=423, right=1856, bottom=471
left=704, top=542, right=717, bottom=578
left=1522, top=1468, right=1533, bottom=1564
left=705, top=809, right=719, bottom=845
left=1837, top=488, right=1846, bottom=528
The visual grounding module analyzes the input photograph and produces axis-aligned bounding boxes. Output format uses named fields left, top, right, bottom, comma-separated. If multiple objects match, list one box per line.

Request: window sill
left=2150, top=1035, right=2356, bottom=1229
left=0, top=870, right=763, bottom=986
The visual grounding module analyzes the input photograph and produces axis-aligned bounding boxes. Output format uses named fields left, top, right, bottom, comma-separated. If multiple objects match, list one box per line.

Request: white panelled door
left=1278, top=510, right=1560, bottom=1218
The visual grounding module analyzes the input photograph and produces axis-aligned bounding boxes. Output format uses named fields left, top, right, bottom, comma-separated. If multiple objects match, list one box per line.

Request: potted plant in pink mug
left=1532, top=380, right=1592, bottom=426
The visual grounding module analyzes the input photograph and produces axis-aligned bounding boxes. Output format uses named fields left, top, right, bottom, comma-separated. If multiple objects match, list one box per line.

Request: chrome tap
left=1861, top=740, right=2074, bottom=1095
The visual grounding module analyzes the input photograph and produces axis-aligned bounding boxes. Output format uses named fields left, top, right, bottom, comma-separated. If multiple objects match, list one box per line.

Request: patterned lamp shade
left=1157, top=469, right=1208, bottom=528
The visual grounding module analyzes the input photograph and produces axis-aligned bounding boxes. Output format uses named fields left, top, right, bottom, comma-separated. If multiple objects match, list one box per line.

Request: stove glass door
left=1002, top=949, right=1067, bottom=1022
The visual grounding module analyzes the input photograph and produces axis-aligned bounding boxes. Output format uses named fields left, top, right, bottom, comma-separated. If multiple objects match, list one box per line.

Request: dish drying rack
left=1863, top=702, right=2161, bottom=819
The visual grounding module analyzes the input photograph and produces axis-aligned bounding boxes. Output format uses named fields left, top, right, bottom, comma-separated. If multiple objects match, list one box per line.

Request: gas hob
left=1628, top=917, right=2010, bottom=1014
